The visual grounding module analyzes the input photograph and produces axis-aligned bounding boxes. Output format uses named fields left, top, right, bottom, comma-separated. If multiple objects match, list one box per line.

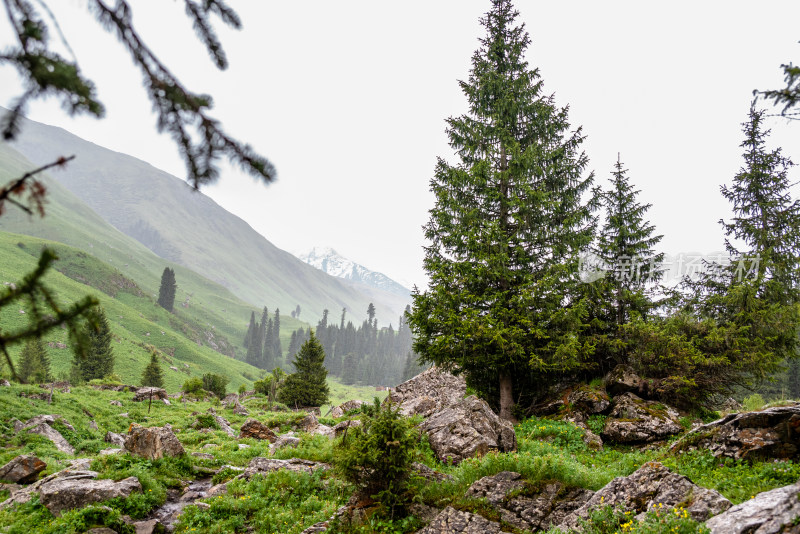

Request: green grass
left=1, top=385, right=798, bottom=534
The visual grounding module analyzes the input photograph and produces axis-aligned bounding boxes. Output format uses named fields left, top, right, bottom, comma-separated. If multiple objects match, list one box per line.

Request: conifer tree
left=278, top=331, right=329, bottom=407
left=157, top=267, right=177, bottom=312
left=17, top=338, right=51, bottom=384
left=243, top=311, right=256, bottom=349
left=141, top=350, right=164, bottom=388
left=263, top=318, right=275, bottom=371
left=272, top=308, right=282, bottom=361
left=595, top=156, right=664, bottom=325
left=74, top=308, right=114, bottom=381
left=408, top=0, right=594, bottom=419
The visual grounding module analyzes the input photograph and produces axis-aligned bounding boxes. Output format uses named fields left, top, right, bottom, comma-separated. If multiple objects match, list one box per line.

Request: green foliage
left=72, top=307, right=114, bottom=382
left=194, top=413, right=220, bottom=430
left=175, top=470, right=348, bottom=534
left=742, top=393, right=766, bottom=412
left=16, top=338, right=51, bottom=384
left=140, top=350, right=164, bottom=388
left=182, top=377, right=205, bottom=396
left=407, top=0, right=595, bottom=417
left=551, top=505, right=709, bottom=534
left=334, top=400, right=418, bottom=517
left=202, top=373, right=229, bottom=399
left=586, top=415, right=608, bottom=436
left=278, top=332, right=329, bottom=408
left=157, top=267, right=177, bottom=312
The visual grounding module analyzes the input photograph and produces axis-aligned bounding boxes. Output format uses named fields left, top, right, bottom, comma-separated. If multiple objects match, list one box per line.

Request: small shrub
left=182, top=377, right=204, bottom=396
left=742, top=394, right=765, bottom=412
left=202, top=373, right=229, bottom=399
left=193, top=414, right=220, bottom=430
left=587, top=415, right=607, bottom=435
left=334, top=399, right=418, bottom=518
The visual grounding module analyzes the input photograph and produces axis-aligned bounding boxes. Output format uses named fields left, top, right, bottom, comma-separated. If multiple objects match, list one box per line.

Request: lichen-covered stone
left=387, top=367, right=466, bottom=417
left=239, top=419, right=278, bottom=442
left=0, top=454, right=46, bottom=484
left=705, top=481, right=800, bottom=534
left=38, top=476, right=141, bottom=516
left=602, top=393, right=683, bottom=443
left=558, top=462, right=730, bottom=530
left=568, top=386, right=611, bottom=414
left=670, top=404, right=800, bottom=461
left=124, top=425, right=185, bottom=459
left=419, top=395, right=516, bottom=464
left=417, top=506, right=502, bottom=534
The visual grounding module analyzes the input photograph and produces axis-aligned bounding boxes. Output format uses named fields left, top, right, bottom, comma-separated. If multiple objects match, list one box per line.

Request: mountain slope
left=297, top=246, right=412, bottom=299
left=0, top=142, right=306, bottom=361
left=3, top=111, right=407, bottom=325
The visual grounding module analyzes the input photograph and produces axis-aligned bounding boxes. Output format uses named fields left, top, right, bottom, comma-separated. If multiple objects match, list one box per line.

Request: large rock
left=604, top=364, right=647, bottom=397
left=601, top=392, right=683, bottom=443
left=558, top=462, right=731, bottom=530
left=419, top=395, right=516, bottom=464
left=27, top=422, right=75, bottom=454
left=213, top=414, right=236, bottom=437
left=329, top=399, right=366, bottom=418
left=670, top=404, right=800, bottom=461
left=239, top=419, right=277, bottom=442
left=567, top=386, right=611, bottom=415
left=0, top=468, right=99, bottom=510
left=104, top=431, right=126, bottom=447
left=38, top=476, right=141, bottom=515
left=388, top=367, right=466, bottom=417
left=705, top=481, right=800, bottom=534
left=132, top=387, right=168, bottom=402
left=124, top=425, right=185, bottom=459
left=465, top=471, right=592, bottom=531
left=295, top=414, right=334, bottom=438
left=332, top=420, right=361, bottom=438
left=240, top=457, right=330, bottom=479
left=0, top=454, right=46, bottom=484
left=417, top=506, right=502, bottom=534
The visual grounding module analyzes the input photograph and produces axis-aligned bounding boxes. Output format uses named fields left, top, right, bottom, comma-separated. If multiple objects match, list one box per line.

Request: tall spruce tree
left=74, top=308, right=114, bottom=381
left=17, top=338, right=51, bottom=384
left=157, top=267, right=177, bottom=312
left=243, top=311, right=256, bottom=349
left=278, top=330, right=329, bottom=407
left=408, top=0, right=594, bottom=420
left=272, top=308, right=282, bottom=362
left=141, top=350, right=164, bottom=388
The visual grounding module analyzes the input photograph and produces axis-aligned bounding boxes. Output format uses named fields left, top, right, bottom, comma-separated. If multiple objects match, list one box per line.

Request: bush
left=202, top=373, right=228, bottom=399
left=182, top=377, right=204, bottom=396
left=742, top=393, right=765, bottom=412
left=334, top=399, right=418, bottom=518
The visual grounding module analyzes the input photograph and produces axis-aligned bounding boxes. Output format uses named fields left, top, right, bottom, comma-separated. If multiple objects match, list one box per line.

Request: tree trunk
left=499, top=373, right=516, bottom=422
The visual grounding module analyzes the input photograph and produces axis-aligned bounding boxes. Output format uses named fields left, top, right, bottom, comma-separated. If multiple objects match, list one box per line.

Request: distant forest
left=242, top=304, right=423, bottom=387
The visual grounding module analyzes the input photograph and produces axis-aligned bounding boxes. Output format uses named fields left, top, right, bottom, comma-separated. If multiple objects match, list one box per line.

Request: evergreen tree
left=17, top=338, right=51, bottom=384
left=341, top=352, right=358, bottom=385
left=74, top=308, right=115, bottom=381
left=272, top=308, right=282, bottom=361
left=407, top=0, right=594, bottom=420
left=278, top=331, right=329, bottom=407
left=366, top=303, right=376, bottom=324
left=263, top=318, right=275, bottom=370
left=243, top=311, right=256, bottom=349
left=157, top=267, right=177, bottom=312
left=141, top=350, right=164, bottom=388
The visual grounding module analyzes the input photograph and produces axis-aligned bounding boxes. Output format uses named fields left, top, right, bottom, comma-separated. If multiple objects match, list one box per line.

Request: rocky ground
left=1, top=368, right=800, bottom=533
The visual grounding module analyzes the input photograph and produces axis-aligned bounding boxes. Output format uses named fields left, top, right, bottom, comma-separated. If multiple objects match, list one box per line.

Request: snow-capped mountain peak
left=296, top=247, right=411, bottom=298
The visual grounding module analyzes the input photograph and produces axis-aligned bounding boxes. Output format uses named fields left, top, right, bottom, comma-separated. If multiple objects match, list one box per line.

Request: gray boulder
left=124, top=425, right=185, bottom=459
left=419, top=395, right=516, bottom=464
left=270, top=433, right=301, bottom=451
left=568, top=386, right=611, bottom=414
left=388, top=367, right=466, bottom=417
left=0, top=469, right=98, bottom=510
left=417, top=506, right=502, bottom=534
left=38, top=476, right=141, bottom=515
left=132, top=387, right=168, bottom=402
left=558, top=462, right=731, bottom=530
left=239, top=419, right=277, bottom=442
left=27, top=422, right=75, bottom=454
left=670, top=404, right=800, bottom=461
left=240, top=457, right=330, bottom=479
left=329, top=399, right=366, bottom=418
left=601, top=393, right=683, bottom=443
left=604, top=364, right=647, bottom=397
left=705, top=481, right=800, bottom=534
left=0, top=454, right=46, bottom=484
left=332, top=419, right=361, bottom=438
left=464, top=471, right=592, bottom=532
left=295, top=414, right=334, bottom=438
left=104, top=431, right=126, bottom=447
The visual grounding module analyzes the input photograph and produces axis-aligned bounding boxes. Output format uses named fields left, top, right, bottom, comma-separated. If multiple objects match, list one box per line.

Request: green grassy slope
left=0, top=232, right=267, bottom=391
left=0, top=142, right=308, bottom=361
left=2, top=113, right=410, bottom=326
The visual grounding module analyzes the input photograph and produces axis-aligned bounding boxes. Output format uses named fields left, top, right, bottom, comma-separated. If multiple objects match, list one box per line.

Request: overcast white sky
left=1, top=1, right=798, bottom=288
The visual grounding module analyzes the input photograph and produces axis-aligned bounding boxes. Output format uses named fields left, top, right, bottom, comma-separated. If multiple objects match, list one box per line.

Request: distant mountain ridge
left=297, top=247, right=411, bottom=299
left=1, top=109, right=409, bottom=324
